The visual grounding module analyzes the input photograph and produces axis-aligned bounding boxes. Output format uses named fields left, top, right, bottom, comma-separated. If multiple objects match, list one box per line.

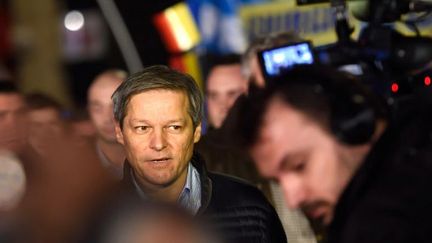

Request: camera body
left=258, top=0, right=432, bottom=101
left=258, top=41, right=315, bottom=80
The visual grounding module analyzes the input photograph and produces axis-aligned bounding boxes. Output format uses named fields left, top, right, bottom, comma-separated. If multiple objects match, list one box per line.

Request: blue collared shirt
left=178, top=163, right=201, bottom=214
left=131, top=163, right=202, bottom=214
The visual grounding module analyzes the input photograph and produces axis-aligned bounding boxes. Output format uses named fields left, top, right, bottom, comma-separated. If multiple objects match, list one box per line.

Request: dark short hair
left=0, top=81, right=19, bottom=94
left=238, top=65, right=388, bottom=148
left=112, top=65, right=203, bottom=128
left=25, top=93, right=63, bottom=112
left=207, top=54, right=241, bottom=68
left=203, top=54, right=242, bottom=82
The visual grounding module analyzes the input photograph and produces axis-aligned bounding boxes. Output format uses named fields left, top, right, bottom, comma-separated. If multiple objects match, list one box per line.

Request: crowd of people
left=1, top=28, right=432, bottom=243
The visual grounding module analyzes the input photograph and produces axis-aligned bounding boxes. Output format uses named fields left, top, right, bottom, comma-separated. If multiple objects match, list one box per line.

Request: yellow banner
left=240, top=1, right=432, bottom=47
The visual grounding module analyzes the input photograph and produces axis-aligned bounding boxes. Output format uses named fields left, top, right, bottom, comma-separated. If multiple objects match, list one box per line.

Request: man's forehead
left=130, top=88, right=187, bottom=99
left=88, top=77, right=121, bottom=99
left=28, top=107, right=60, bottom=117
left=127, top=89, right=189, bottom=111
left=254, top=98, right=316, bottom=154
left=260, top=98, right=301, bottom=134
left=207, top=66, right=246, bottom=87
left=0, top=93, right=25, bottom=107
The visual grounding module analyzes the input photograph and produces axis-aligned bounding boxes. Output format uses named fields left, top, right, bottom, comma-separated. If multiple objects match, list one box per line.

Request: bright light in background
left=424, top=76, right=431, bottom=86
left=64, top=10, right=85, bottom=31
left=391, top=83, right=399, bottom=93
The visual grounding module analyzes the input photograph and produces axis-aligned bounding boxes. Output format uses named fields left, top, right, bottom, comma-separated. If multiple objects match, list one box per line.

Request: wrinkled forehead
left=130, top=88, right=189, bottom=103
left=126, top=89, right=191, bottom=114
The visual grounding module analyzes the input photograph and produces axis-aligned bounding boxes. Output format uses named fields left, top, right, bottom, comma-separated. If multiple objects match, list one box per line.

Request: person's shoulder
left=204, top=171, right=287, bottom=243
left=208, top=171, right=271, bottom=208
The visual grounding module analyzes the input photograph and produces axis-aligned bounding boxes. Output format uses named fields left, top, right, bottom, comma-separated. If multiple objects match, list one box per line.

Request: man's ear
left=115, top=122, right=124, bottom=145
left=193, top=123, right=202, bottom=143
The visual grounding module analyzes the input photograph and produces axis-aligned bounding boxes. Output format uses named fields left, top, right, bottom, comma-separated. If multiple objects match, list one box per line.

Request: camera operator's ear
left=292, top=65, right=381, bottom=146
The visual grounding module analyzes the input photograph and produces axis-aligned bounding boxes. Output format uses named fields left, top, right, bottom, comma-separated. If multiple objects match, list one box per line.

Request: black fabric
left=122, top=152, right=287, bottom=243
left=327, top=105, right=432, bottom=243
left=197, top=95, right=273, bottom=201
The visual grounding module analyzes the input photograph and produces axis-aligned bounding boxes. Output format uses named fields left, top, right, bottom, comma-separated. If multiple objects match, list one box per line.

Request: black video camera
left=258, top=0, right=432, bottom=102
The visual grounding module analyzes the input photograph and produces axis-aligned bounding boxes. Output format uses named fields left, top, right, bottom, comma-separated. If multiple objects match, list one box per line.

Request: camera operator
left=238, top=64, right=432, bottom=243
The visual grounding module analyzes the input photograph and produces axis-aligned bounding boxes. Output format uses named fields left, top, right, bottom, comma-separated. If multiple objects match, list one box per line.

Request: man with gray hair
left=112, top=65, right=286, bottom=243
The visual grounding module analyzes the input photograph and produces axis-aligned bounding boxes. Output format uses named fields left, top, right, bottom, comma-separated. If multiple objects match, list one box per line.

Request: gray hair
left=112, top=65, right=203, bottom=129
left=241, top=32, right=303, bottom=80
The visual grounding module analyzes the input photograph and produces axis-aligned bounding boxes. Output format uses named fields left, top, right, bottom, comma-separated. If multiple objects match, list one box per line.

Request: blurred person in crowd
left=0, top=86, right=116, bottom=243
left=68, top=108, right=96, bottom=140
left=93, top=199, right=222, bottom=243
left=88, top=70, right=126, bottom=179
left=198, top=33, right=303, bottom=186
left=205, top=55, right=248, bottom=130
left=0, top=82, right=27, bottom=156
left=197, top=32, right=317, bottom=243
left=112, top=65, right=287, bottom=243
left=239, top=64, right=432, bottom=243
left=25, top=93, right=66, bottom=155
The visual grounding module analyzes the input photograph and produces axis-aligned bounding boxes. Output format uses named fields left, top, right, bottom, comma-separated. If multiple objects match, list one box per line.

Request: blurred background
left=1, top=1, right=432, bottom=242
left=3, top=0, right=432, bottom=109
left=7, top=0, right=432, bottom=111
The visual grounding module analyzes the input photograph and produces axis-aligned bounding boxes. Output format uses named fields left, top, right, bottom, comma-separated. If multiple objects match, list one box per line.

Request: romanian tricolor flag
left=169, top=52, right=203, bottom=90
left=153, top=2, right=201, bottom=53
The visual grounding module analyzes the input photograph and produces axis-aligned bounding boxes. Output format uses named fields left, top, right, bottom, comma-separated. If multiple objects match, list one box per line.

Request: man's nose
left=218, top=96, right=235, bottom=114
left=280, top=177, right=306, bottom=209
left=149, top=129, right=167, bottom=151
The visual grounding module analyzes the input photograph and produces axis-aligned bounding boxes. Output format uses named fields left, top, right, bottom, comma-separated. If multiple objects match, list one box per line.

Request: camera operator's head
left=241, top=32, right=303, bottom=88
left=239, top=64, right=388, bottom=225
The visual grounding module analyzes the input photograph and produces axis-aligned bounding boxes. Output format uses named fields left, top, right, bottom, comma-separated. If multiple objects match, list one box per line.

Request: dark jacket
left=327, top=105, right=432, bottom=243
left=123, top=152, right=287, bottom=243
left=197, top=95, right=273, bottom=201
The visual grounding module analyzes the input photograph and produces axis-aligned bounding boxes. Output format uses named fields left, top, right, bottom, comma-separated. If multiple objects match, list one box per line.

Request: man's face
left=206, top=64, right=247, bottom=128
left=115, top=89, right=201, bottom=191
left=27, top=108, right=64, bottom=154
left=88, top=77, right=122, bottom=143
left=0, top=94, right=27, bottom=153
left=251, top=97, right=362, bottom=225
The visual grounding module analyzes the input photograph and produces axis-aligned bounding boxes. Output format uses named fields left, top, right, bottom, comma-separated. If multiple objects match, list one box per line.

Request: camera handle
left=330, top=0, right=355, bottom=43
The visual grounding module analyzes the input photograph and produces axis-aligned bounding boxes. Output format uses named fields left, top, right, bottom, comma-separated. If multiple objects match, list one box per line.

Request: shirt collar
left=131, top=162, right=201, bottom=214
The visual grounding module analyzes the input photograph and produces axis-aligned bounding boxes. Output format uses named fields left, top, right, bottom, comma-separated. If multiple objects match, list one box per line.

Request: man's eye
left=228, top=90, right=242, bottom=99
left=0, top=112, right=6, bottom=120
left=168, top=125, right=181, bottom=131
left=90, top=104, right=103, bottom=112
left=293, top=162, right=305, bottom=172
left=207, top=93, right=218, bottom=101
left=135, top=126, right=149, bottom=132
